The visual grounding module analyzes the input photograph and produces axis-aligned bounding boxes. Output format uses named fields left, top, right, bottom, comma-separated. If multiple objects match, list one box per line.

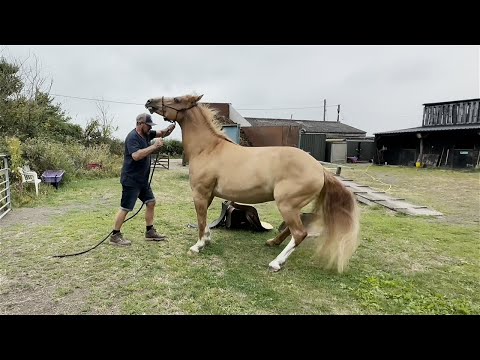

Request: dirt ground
left=167, top=157, right=189, bottom=172
left=0, top=158, right=188, bottom=229
left=0, top=203, right=102, bottom=228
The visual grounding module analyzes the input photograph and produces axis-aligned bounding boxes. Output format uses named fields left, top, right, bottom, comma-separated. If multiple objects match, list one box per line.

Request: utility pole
left=337, top=104, right=340, bottom=122
left=323, top=99, right=326, bottom=121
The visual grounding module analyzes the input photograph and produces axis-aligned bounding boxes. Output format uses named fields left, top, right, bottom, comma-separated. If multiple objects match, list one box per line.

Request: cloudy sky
left=1, top=45, right=479, bottom=141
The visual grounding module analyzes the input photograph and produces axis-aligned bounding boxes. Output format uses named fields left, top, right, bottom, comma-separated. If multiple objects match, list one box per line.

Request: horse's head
left=145, top=94, right=203, bottom=123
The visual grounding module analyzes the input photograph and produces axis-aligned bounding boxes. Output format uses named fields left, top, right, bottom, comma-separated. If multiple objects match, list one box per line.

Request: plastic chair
left=17, top=166, right=42, bottom=196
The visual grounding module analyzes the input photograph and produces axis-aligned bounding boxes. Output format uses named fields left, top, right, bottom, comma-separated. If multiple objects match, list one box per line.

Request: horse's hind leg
left=268, top=208, right=307, bottom=272
left=267, top=213, right=324, bottom=247
left=188, top=192, right=214, bottom=254
left=266, top=226, right=291, bottom=247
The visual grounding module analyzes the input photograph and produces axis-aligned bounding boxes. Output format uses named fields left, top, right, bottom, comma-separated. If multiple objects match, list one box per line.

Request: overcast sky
left=2, top=45, right=479, bottom=140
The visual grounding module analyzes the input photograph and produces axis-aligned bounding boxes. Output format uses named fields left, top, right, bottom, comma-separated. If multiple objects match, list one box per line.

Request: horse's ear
left=195, top=94, right=204, bottom=103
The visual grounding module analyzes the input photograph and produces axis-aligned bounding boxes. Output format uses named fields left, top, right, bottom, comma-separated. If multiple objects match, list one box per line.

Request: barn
left=244, top=117, right=371, bottom=163
left=204, top=102, right=371, bottom=163
left=374, top=98, right=480, bottom=168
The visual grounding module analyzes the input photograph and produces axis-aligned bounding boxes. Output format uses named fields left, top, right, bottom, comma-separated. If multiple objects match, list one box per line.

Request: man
left=110, top=113, right=176, bottom=246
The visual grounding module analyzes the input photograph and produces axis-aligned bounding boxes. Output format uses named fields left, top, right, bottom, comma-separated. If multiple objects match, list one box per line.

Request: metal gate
left=0, top=154, right=12, bottom=220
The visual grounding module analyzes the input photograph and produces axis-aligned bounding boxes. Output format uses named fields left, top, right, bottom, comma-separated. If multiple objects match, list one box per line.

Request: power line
left=50, top=92, right=340, bottom=111
left=50, top=93, right=144, bottom=106
left=237, top=104, right=340, bottom=111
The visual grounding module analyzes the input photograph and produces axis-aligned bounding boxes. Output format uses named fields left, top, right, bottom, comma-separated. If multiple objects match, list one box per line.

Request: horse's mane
left=194, top=102, right=234, bottom=144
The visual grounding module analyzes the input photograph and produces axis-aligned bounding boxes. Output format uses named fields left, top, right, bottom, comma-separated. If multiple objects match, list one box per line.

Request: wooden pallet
left=339, top=178, right=443, bottom=216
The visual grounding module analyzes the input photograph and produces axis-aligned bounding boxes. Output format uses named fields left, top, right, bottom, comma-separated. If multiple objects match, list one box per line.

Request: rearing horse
left=145, top=94, right=360, bottom=272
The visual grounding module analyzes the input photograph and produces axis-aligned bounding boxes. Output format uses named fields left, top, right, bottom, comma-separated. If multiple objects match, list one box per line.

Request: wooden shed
left=203, top=103, right=368, bottom=163
left=245, top=117, right=366, bottom=161
left=374, top=98, right=480, bottom=168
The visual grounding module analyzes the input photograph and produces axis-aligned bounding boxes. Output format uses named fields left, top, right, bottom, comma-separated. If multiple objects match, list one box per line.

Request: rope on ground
left=361, top=163, right=393, bottom=193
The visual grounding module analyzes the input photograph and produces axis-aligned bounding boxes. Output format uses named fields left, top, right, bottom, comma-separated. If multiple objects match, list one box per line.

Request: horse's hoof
left=268, top=261, right=281, bottom=272
left=188, top=248, right=199, bottom=256
left=265, top=239, right=278, bottom=247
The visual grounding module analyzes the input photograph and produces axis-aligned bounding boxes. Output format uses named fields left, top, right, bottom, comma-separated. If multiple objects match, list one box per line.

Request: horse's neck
left=181, top=111, right=221, bottom=159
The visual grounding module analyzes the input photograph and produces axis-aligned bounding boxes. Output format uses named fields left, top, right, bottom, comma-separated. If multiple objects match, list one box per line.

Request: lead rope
left=52, top=152, right=160, bottom=258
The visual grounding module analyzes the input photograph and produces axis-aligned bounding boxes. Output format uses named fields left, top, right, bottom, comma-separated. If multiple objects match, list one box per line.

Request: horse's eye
left=174, top=97, right=180, bottom=103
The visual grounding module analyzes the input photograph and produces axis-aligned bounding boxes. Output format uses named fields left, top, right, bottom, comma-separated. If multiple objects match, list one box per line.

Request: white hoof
left=268, top=260, right=282, bottom=272
left=188, top=246, right=200, bottom=256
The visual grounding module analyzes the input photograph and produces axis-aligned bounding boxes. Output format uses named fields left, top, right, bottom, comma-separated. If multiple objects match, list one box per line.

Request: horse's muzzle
left=145, top=105, right=157, bottom=114
left=145, top=99, right=156, bottom=114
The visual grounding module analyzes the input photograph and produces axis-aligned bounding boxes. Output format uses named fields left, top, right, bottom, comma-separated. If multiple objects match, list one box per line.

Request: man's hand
left=162, top=123, right=176, bottom=138
left=132, top=138, right=164, bottom=161
left=153, top=138, right=164, bottom=150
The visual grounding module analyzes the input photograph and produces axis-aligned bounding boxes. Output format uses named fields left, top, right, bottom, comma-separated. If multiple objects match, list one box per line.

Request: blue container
left=41, top=170, right=65, bottom=189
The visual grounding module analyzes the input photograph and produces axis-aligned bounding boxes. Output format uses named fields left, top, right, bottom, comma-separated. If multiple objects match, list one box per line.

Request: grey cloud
left=2, top=45, right=478, bottom=139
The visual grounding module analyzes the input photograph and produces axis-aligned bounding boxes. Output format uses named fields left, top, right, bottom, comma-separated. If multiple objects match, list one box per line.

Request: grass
left=341, top=164, right=480, bottom=225
left=0, top=161, right=479, bottom=314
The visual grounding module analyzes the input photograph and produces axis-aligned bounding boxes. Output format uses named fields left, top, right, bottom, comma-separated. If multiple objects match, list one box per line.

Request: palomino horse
left=145, top=94, right=360, bottom=272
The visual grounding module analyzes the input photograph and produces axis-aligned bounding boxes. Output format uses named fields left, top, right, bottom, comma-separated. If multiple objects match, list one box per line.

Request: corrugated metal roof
left=374, top=124, right=480, bottom=135
left=245, top=117, right=366, bottom=134
left=422, top=98, right=480, bottom=106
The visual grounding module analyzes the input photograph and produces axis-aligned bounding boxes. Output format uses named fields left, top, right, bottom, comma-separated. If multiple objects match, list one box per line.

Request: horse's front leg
left=188, top=191, right=214, bottom=255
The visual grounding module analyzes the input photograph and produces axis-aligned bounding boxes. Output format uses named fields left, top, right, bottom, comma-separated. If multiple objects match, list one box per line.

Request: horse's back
left=240, top=144, right=324, bottom=173
left=190, top=138, right=325, bottom=204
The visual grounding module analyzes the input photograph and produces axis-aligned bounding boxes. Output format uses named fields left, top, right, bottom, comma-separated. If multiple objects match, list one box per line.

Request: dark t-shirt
left=120, top=129, right=156, bottom=187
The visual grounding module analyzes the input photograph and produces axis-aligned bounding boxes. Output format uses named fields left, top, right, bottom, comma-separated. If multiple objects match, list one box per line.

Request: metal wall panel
left=299, top=133, right=326, bottom=161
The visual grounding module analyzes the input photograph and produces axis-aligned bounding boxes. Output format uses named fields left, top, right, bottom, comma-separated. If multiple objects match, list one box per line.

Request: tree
left=0, top=54, right=83, bottom=143
left=84, top=118, right=102, bottom=145
left=162, top=139, right=183, bottom=156
left=83, top=100, right=119, bottom=146
left=0, top=58, right=22, bottom=99
left=0, top=58, right=23, bottom=136
left=95, top=100, right=118, bottom=140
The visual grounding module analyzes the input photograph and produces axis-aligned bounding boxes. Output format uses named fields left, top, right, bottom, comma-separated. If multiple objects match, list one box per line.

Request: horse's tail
left=311, top=170, right=360, bottom=273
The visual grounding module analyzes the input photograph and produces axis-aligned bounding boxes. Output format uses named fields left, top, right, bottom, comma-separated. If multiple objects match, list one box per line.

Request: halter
left=161, top=96, right=198, bottom=122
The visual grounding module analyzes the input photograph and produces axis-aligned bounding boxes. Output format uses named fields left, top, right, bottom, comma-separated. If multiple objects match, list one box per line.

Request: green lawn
left=1, top=162, right=479, bottom=314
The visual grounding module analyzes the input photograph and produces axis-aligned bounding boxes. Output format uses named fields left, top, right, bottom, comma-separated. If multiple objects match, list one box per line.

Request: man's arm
left=155, top=123, right=176, bottom=138
left=132, top=139, right=164, bottom=161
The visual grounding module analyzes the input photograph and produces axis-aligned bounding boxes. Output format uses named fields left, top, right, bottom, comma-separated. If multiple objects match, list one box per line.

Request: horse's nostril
left=146, top=99, right=152, bottom=104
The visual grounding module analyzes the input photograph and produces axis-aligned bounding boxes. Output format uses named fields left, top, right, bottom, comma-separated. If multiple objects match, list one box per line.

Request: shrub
left=162, top=139, right=183, bottom=157
left=4, top=136, right=23, bottom=182
left=21, top=138, right=122, bottom=182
